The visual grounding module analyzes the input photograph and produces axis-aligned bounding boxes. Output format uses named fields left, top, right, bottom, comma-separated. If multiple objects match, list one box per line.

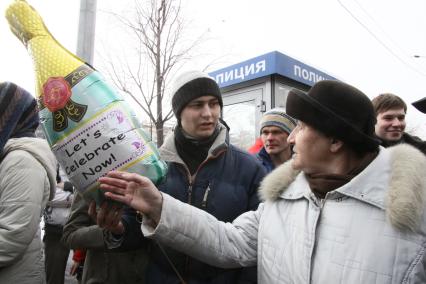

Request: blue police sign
left=209, top=51, right=336, bottom=88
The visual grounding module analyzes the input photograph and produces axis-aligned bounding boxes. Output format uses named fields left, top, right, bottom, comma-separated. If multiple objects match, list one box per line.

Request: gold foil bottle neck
left=6, top=0, right=85, bottom=98
left=6, top=0, right=48, bottom=46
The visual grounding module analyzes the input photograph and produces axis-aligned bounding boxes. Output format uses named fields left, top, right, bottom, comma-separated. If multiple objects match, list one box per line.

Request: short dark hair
left=371, top=93, right=407, bottom=115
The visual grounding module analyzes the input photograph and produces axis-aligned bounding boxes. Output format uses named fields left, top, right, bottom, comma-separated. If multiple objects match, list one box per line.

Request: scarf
left=0, top=82, right=39, bottom=154
left=305, top=151, right=378, bottom=199
left=381, top=133, right=426, bottom=155
left=174, top=125, right=220, bottom=175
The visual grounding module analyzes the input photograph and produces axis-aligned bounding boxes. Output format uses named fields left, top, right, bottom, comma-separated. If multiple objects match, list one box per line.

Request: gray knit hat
left=260, top=108, right=297, bottom=135
left=171, top=71, right=223, bottom=120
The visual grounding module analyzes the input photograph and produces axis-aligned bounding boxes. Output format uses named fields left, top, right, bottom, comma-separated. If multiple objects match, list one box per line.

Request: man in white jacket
left=0, top=82, right=57, bottom=284
left=99, top=80, right=426, bottom=283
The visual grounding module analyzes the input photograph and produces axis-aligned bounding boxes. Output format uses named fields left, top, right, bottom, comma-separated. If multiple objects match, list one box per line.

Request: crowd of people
left=1, top=74, right=426, bottom=283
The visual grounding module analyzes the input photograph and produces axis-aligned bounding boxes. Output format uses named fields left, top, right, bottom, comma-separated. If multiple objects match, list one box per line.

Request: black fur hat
left=286, top=80, right=380, bottom=153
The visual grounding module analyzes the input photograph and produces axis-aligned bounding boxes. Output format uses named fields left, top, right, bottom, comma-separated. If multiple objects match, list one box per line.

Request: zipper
left=178, top=163, right=193, bottom=205
left=187, top=183, right=193, bottom=204
left=184, top=173, right=193, bottom=282
left=181, top=149, right=226, bottom=279
left=201, top=184, right=211, bottom=208
left=320, top=198, right=325, bottom=209
left=307, top=194, right=325, bottom=282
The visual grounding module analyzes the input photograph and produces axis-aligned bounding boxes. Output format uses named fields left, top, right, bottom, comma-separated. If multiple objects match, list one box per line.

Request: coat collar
left=159, top=122, right=229, bottom=164
left=259, top=144, right=426, bottom=232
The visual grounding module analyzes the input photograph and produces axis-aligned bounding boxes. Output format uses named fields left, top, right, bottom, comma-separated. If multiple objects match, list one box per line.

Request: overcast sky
left=1, top=0, right=426, bottom=138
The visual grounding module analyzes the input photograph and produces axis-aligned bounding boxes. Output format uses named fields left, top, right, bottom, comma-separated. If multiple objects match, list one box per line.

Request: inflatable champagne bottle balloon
left=6, top=0, right=167, bottom=204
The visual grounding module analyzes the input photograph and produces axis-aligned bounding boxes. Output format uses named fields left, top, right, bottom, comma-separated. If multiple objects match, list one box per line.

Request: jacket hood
left=3, top=137, right=57, bottom=200
left=160, top=122, right=229, bottom=164
left=259, top=144, right=426, bottom=232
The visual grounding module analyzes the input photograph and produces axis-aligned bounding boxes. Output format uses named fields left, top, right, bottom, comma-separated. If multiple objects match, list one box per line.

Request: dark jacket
left=256, top=147, right=275, bottom=173
left=62, top=193, right=149, bottom=284
left=381, top=132, right=426, bottom=155
left=121, top=124, right=266, bottom=283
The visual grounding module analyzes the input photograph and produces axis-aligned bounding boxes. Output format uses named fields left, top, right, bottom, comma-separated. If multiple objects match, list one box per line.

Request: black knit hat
left=286, top=80, right=380, bottom=153
left=171, top=71, right=223, bottom=120
left=412, top=97, right=426, bottom=114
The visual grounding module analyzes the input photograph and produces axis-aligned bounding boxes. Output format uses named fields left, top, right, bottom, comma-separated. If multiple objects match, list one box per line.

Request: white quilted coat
left=143, top=144, right=426, bottom=283
left=0, top=138, right=56, bottom=284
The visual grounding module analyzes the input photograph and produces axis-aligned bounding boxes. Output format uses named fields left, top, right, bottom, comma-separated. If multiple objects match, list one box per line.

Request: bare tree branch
left=99, top=0, right=209, bottom=146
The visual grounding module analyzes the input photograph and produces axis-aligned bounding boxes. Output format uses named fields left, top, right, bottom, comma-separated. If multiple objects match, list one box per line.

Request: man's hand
left=98, top=171, right=163, bottom=224
left=88, top=201, right=125, bottom=235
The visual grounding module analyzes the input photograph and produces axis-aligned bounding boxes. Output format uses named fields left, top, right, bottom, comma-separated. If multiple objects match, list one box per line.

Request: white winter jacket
left=0, top=138, right=56, bottom=284
left=142, top=144, right=426, bottom=283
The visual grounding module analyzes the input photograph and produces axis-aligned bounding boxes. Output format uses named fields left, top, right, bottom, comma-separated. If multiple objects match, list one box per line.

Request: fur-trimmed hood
left=259, top=144, right=426, bottom=232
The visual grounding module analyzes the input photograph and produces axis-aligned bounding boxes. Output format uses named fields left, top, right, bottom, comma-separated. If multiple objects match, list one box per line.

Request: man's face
left=287, top=121, right=331, bottom=174
left=375, top=108, right=406, bottom=142
left=260, top=126, right=290, bottom=156
left=180, top=95, right=221, bottom=139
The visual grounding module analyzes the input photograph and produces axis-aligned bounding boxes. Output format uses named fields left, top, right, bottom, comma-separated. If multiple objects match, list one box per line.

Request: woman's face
left=287, top=121, right=331, bottom=174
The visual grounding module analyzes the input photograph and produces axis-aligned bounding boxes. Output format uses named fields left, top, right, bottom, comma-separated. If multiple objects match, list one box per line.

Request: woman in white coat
left=99, top=80, right=426, bottom=284
left=0, top=82, right=57, bottom=284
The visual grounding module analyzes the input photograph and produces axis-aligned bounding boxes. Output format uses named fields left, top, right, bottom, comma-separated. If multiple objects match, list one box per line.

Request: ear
left=329, top=138, right=344, bottom=153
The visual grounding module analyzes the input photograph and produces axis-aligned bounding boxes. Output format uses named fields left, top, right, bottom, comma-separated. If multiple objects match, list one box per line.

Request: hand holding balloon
left=88, top=200, right=125, bottom=235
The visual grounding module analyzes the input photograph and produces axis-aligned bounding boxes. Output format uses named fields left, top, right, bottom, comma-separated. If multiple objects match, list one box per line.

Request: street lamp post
left=77, top=0, right=97, bottom=65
